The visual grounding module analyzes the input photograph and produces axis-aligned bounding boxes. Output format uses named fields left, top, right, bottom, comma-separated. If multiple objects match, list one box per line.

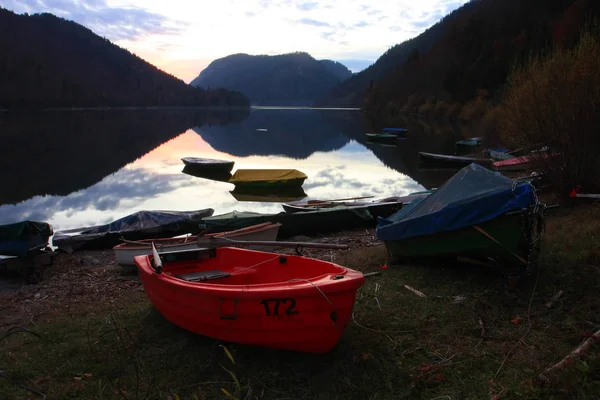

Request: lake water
left=0, top=107, right=466, bottom=231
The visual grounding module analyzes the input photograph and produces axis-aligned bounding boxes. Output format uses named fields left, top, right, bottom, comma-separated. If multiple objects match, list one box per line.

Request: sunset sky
left=1, top=0, right=469, bottom=83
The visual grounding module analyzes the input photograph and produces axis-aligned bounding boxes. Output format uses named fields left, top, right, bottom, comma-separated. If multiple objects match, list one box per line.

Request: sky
left=1, top=0, right=469, bottom=83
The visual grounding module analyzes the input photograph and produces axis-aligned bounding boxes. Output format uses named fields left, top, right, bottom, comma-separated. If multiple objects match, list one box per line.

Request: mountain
left=0, top=8, right=249, bottom=108
left=318, top=0, right=600, bottom=111
left=190, top=52, right=352, bottom=106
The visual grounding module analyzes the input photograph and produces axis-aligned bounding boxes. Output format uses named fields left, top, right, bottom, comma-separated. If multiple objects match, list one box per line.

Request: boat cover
left=79, top=209, right=214, bottom=235
left=0, top=221, right=53, bottom=241
left=229, top=169, right=307, bottom=183
left=376, top=164, right=536, bottom=241
left=381, top=128, right=407, bottom=132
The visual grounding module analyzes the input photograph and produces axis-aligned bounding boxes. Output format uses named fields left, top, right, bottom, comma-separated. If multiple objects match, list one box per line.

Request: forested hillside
left=318, top=0, right=600, bottom=116
left=0, top=8, right=249, bottom=108
left=191, top=52, right=352, bottom=106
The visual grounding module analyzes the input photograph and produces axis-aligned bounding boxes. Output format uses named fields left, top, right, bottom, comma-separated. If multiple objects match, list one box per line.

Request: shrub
left=499, top=25, right=600, bottom=195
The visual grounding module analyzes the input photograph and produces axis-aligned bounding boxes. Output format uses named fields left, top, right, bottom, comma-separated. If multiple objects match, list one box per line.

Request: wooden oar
left=196, top=236, right=349, bottom=250
left=306, top=195, right=374, bottom=204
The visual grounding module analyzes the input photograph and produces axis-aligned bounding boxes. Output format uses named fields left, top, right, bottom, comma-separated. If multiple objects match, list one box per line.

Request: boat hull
left=282, top=201, right=402, bottom=219
left=384, top=211, right=527, bottom=264
left=114, top=223, right=282, bottom=266
left=181, top=158, right=235, bottom=173
left=135, top=247, right=365, bottom=353
left=201, top=207, right=378, bottom=239
left=232, top=177, right=307, bottom=189
left=419, top=152, right=492, bottom=167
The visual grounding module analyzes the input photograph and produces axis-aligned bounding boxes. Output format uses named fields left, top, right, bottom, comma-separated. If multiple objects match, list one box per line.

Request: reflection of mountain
left=0, top=108, right=249, bottom=206
left=347, top=117, right=473, bottom=189
left=192, top=108, right=361, bottom=159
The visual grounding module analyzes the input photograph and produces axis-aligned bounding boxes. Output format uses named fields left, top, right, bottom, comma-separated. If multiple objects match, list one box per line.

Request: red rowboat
left=493, top=152, right=559, bottom=171
left=135, top=247, right=365, bottom=353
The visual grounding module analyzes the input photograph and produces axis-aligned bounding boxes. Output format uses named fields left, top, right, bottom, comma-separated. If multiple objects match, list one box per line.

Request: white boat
left=113, top=222, right=281, bottom=266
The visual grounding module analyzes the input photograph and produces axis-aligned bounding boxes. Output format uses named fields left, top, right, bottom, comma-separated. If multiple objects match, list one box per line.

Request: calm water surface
left=0, top=108, right=465, bottom=231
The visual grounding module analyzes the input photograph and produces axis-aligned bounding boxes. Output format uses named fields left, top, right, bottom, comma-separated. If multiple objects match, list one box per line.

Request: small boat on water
left=113, top=222, right=281, bottom=266
left=182, top=166, right=232, bottom=182
left=455, top=137, right=483, bottom=147
left=365, top=133, right=397, bottom=141
left=419, top=152, right=492, bottom=167
left=0, top=220, right=53, bottom=257
left=229, top=169, right=307, bottom=189
left=53, top=208, right=215, bottom=252
left=492, top=155, right=547, bottom=171
left=181, top=157, right=235, bottom=173
left=201, top=205, right=383, bottom=239
left=376, top=164, right=545, bottom=273
left=135, top=246, right=365, bottom=353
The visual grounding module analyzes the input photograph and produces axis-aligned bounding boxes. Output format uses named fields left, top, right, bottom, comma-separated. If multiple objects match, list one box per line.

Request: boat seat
left=175, top=270, right=231, bottom=282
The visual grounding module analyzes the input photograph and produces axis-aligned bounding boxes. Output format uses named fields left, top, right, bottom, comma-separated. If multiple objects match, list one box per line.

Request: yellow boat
left=229, top=169, right=307, bottom=188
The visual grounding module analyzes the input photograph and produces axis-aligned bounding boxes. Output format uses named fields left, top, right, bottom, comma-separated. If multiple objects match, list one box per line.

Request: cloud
left=296, top=2, right=318, bottom=11
left=353, top=21, right=368, bottom=28
left=296, top=17, right=330, bottom=28
left=4, top=0, right=187, bottom=41
left=0, top=167, right=196, bottom=228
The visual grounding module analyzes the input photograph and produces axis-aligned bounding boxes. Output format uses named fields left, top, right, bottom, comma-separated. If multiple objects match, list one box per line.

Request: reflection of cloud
left=296, top=18, right=330, bottom=27
left=6, top=0, right=186, bottom=41
left=296, top=2, right=318, bottom=11
left=303, top=168, right=425, bottom=197
left=0, top=167, right=195, bottom=226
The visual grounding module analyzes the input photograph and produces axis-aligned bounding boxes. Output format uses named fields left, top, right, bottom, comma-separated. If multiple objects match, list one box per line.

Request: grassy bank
left=1, top=205, right=600, bottom=399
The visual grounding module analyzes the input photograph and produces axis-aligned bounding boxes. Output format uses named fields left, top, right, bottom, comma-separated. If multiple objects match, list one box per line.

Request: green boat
left=455, top=137, right=483, bottom=147
left=200, top=206, right=384, bottom=239
left=365, top=133, right=397, bottom=140
left=229, top=169, right=307, bottom=189
left=376, top=164, right=545, bottom=275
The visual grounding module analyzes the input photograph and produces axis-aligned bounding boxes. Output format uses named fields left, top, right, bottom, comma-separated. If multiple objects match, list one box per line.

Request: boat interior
left=154, top=247, right=344, bottom=285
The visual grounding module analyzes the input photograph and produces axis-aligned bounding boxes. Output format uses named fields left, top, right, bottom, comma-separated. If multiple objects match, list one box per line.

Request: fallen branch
left=538, top=329, right=600, bottom=384
left=479, top=318, right=486, bottom=339
left=544, top=290, right=564, bottom=309
left=404, top=285, right=426, bottom=298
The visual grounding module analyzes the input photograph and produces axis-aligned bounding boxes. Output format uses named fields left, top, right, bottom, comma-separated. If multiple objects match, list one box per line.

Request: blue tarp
left=382, top=127, right=407, bottom=133
left=376, top=164, right=536, bottom=242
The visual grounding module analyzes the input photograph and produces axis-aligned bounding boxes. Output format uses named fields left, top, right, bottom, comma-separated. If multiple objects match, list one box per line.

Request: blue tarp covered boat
left=376, top=164, right=545, bottom=271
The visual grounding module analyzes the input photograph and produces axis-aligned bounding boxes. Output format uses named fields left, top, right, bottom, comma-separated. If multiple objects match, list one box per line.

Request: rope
left=285, top=278, right=340, bottom=328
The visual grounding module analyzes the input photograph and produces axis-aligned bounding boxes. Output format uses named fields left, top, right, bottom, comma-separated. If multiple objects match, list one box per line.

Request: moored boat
left=492, top=155, right=548, bottom=171
left=419, top=152, right=492, bottom=167
left=376, top=164, right=545, bottom=274
left=282, top=200, right=403, bottom=217
left=135, top=246, right=365, bottom=353
left=282, top=192, right=429, bottom=214
left=200, top=206, right=380, bottom=239
left=53, top=208, right=215, bottom=252
left=113, top=222, right=282, bottom=266
left=229, top=169, right=307, bottom=189
left=0, top=220, right=53, bottom=257
left=181, top=157, right=235, bottom=173
left=455, top=137, right=483, bottom=147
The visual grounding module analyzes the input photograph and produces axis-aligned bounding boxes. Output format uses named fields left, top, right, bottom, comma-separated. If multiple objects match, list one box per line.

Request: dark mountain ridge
left=318, top=0, right=600, bottom=111
left=0, top=8, right=248, bottom=108
left=190, top=52, right=352, bottom=106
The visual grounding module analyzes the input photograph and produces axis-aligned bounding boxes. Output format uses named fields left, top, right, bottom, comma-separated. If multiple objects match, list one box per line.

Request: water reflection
left=193, top=108, right=358, bottom=159
left=0, top=108, right=249, bottom=206
left=0, top=108, right=465, bottom=230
